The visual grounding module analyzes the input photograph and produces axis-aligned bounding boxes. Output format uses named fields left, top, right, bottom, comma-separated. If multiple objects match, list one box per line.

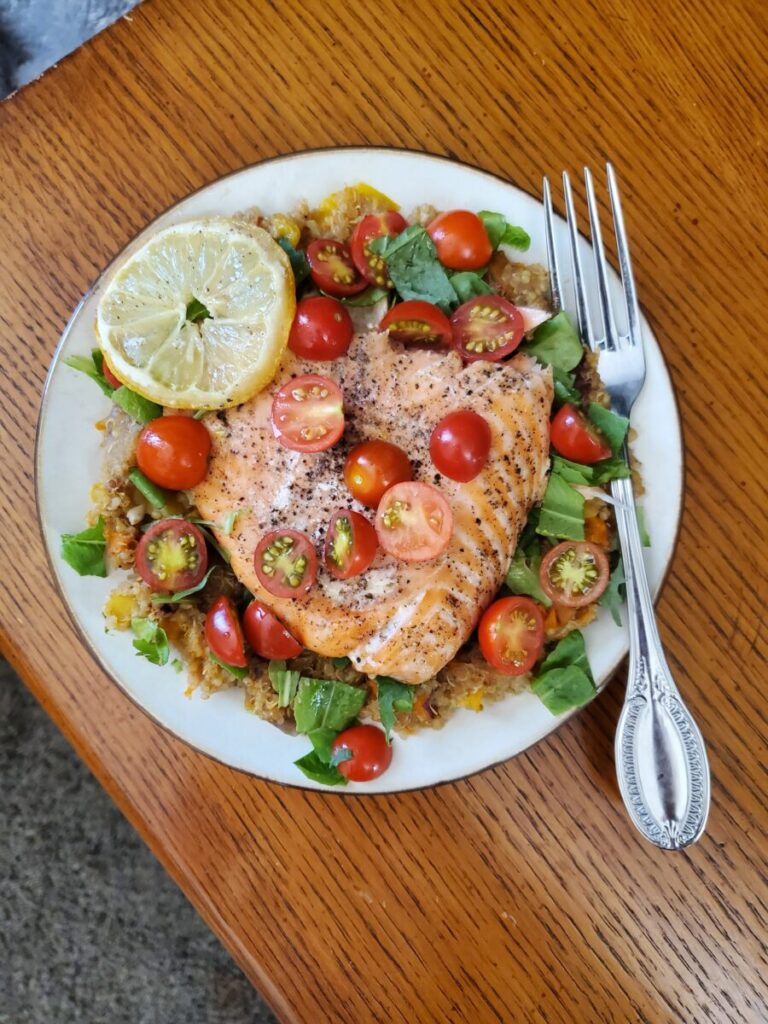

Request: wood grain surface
left=1, top=1, right=767, bottom=1021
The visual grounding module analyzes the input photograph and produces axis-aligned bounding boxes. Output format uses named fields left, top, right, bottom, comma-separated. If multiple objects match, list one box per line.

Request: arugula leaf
left=505, top=541, right=551, bottom=606
left=536, top=473, right=585, bottom=541
left=127, top=467, right=168, bottom=509
left=449, top=271, right=493, bottom=303
left=522, top=311, right=584, bottom=372
left=64, top=351, right=114, bottom=397
left=112, top=386, right=163, bottom=424
left=294, top=750, right=347, bottom=786
left=278, top=237, right=310, bottom=288
left=185, top=298, right=211, bottom=323
left=60, top=517, right=107, bottom=577
left=208, top=652, right=248, bottom=679
left=531, top=630, right=596, bottom=715
left=552, top=366, right=581, bottom=407
left=151, top=566, right=215, bottom=604
left=373, top=225, right=457, bottom=313
left=268, top=659, right=302, bottom=707
left=599, top=558, right=626, bottom=626
left=131, top=617, right=170, bottom=666
left=376, top=676, right=415, bottom=742
left=293, top=677, right=366, bottom=735
left=341, top=286, right=389, bottom=307
left=478, top=211, right=531, bottom=251
left=636, top=504, right=651, bottom=547
left=588, top=403, right=629, bottom=456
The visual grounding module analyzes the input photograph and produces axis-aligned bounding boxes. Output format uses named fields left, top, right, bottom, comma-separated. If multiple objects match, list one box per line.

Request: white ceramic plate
left=36, top=148, right=682, bottom=793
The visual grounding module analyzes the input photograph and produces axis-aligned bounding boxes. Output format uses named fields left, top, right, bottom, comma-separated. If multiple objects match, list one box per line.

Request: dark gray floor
left=1, top=660, right=277, bottom=1024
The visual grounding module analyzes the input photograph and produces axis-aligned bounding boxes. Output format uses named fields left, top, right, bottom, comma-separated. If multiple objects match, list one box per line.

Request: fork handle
left=612, top=474, right=711, bottom=849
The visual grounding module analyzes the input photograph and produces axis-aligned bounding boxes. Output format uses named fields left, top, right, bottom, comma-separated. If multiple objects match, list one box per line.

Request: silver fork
left=543, top=165, right=711, bottom=850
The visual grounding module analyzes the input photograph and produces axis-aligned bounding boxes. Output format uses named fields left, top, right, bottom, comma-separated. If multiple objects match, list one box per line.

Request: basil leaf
left=268, top=660, right=302, bottom=707
left=131, top=617, right=170, bottom=666
left=112, top=386, right=162, bottom=424
left=185, top=298, right=211, bottom=323
left=341, top=286, right=389, bottom=307
left=532, top=630, right=596, bottom=715
left=500, top=224, right=531, bottom=250
left=64, top=352, right=114, bottom=398
left=376, top=225, right=457, bottom=313
left=552, top=367, right=581, bottom=407
left=208, top=652, right=248, bottom=680
left=278, top=237, right=310, bottom=288
left=294, top=750, right=347, bottom=786
left=151, top=566, right=215, bottom=604
left=60, top=517, right=107, bottom=577
left=293, top=677, right=366, bottom=735
left=478, top=211, right=506, bottom=250
left=376, top=676, right=414, bottom=742
left=127, top=467, right=168, bottom=509
left=522, top=311, right=584, bottom=372
left=536, top=473, right=585, bottom=541
left=599, top=558, right=626, bottom=626
left=505, top=541, right=551, bottom=606
left=449, top=271, right=493, bottom=304
left=587, top=403, right=629, bottom=456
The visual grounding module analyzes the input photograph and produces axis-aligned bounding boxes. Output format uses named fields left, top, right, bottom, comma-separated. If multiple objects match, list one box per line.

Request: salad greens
left=293, top=677, right=366, bottom=735
left=552, top=366, right=581, bottom=407
left=277, top=237, right=310, bottom=287
left=65, top=349, right=162, bottom=423
left=64, top=352, right=114, bottom=398
left=449, top=271, right=493, bottom=303
left=151, top=566, right=215, bottom=605
left=268, top=659, right=302, bottom=707
left=208, top=652, right=248, bottom=679
left=505, top=541, right=551, bottom=606
left=376, top=676, right=415, bottom=742
left=128, top=467, right=168, bottom=509
left=636, top=504, right=651, bottom=547
left=531, top=631, right=596, bottom=715
left=185, top=298, right=211, bottom=323
left=131, top=617, right=170, bottom=666
left=587, top=403, right=629, bottom=455
left=60, top=517, right=108, bottom=577
left=341, top=285, right=389, bottom=307
left=599, top=558, right=626, bottom=626
left=478, top=211, right=531, bottom=252
left=369, top=226, right=457, bottom=313
left=536, top=472, right=586, bottom=542
left=293, top=750, right=347, bottom=786
left=521, top=311, right=583, bottom=372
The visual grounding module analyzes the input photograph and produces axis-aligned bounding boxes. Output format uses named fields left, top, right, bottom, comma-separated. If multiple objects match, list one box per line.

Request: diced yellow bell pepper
left=459, top=688, right=485, bottom=712
left=104, top=591, right=136, bottom=630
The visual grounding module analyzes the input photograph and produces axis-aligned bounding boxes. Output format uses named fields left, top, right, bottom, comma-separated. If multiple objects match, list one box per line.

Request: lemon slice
left=96, top=219, right=295, bottom=409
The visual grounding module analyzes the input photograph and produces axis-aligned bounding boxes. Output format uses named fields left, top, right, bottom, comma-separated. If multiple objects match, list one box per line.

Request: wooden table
left=1, top=1, right=766, bottom=1020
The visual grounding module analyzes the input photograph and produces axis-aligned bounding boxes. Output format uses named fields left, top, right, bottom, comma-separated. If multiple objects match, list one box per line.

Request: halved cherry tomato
left=242, top=600, right=303, bottom=659
left=331, top=724, right=393, bottom=781
left=254, top=529, right=317, bottom=598
left=427, top=209, right=492, bottom=270
left=343, top=440, right=412, bottom=509
left=478, top=596, right=545, bottom=676
left=375, top=481, right=453, bottom=562
left=550, top=404, right=612, bottom=464
left=135, top=519, right=208, bottom=593
left=102, top=357, right=122, bottom=389
left=430, top=410, right=491, bottom=482
left=380, top=300, right=452, bottom=346
left=136, top=416, right=211, bottom=490
left=450, top=295, right=525, bottom=362
left=324, top=510, right=378, bottom=579
left=288, top=296, right=353, bottom=361
left=306, top=239, right=367, bottom=297
left=271, top=374, right=344, bottom=453
left=539, top=541, right=610, bottom=608
left=205, top=595, right=247, bottom=667
left=350, top=211, right=407, bottom=286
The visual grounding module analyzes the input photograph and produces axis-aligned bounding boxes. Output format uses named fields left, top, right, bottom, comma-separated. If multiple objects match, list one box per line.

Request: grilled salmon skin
left=193, top=332, right=553, bottom=684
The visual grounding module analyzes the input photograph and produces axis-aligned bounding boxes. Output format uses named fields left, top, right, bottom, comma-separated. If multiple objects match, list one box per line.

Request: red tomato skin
left=306, top=239, right=367, bottom=297
left=380, top=300, right=453, bottom=346
left=271, top=374, right=345, bottom=454
left=332, top=725, right=393, bottom=781
left=324, top=510, right=379, bottom=580
left=450, top=295, right=525, bottom=362
left=550, top=404, right=612, bottom=464
left=134, top=519, right=209, bottom=593
left=253, top=529, right=318, bottom=598
left=102, top=358, right=122, bottom=389
left=343, top=441, right=412, bottom=509
left=350, top=212, right=407, bottom=286
left=242, top=601, right=303, bottom=659
left=427, top=210, right=493, bottom=270
left=374, top=481, right=453, bottom=563
left=430, top=410, right=492, bottom=482
left=478, top=596, right=545, bottom=676
left=288, top=296, right=353, bottom=360
left=205, top=596, right=247, bottom=667
left=539, top=541, right=610, bottom=608
left=136, top=416, right=211, bottom=490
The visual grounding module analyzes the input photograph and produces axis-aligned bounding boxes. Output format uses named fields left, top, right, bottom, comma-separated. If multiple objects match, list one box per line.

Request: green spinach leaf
left=505, top=540, right=551, bottom=606
left=278, top=237, right=310, bottom=288
left=64, top=351, right=114, bottom=398
left=60, top=517, right=107, bottom=577
left=532, top=630, right=596, bottom=715
left=449, top=271, right=493, bottom=303
left=599, top=558, right=626, bottom=626
left=112, top=386, right=163, bottom=424
left=376, top=676, right=415, bottom=742
left=587, top=403, right=629, bottom=456
left=294, top=750, right=347, bottom=786
left=536, top=473, right=585, bottom=541
left=131, top=617, right=170, bottom=666
left=373, top=225, right=457, bottom=313
left=208, top=652, right=248, bottom=679
left=478, top=211, right=531, bottom=251
left=293, top=677, right=366, bottom=735
left=521, top=311, right=584, bottom=372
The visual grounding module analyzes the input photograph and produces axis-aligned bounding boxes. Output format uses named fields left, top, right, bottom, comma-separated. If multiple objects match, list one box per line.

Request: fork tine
left=607, top=163, right=641, bottom=348
left=542, top=176, right=563, bottom=312
left=562, top=171, right=595, bottom=350
left=584, top=166, right=620, bottom=351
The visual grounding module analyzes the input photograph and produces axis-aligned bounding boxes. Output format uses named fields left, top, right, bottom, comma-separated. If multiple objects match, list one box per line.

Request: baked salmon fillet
left=193, top=332, right=553, bottom=684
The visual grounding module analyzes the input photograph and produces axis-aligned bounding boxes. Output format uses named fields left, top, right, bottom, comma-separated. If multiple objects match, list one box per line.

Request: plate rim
left=34, top=145, right=685, bottom=794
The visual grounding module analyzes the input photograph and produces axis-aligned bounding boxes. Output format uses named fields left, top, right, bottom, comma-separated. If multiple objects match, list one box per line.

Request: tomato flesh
left=380, top=300, right=453, bottom=346
left=135, top=519, right=208, bottom=593
left=539, top=541, right=609, bottom=608
left=324, top=509, right=378, bottom=580
left=478, top=596, right=544, bottom=676
left=102, top=357, right=122, bottom=389
left=375, top=481, right=453, bottom=563
left=427, top=209, right=493, bottom=270
left=332, top=724, right=393, bottom=781
left=205, top=595, right=247, bottom=667
left=136, top=416, right=211, bottom=490
left=350, top=211, right=407, bottom=286
left=451, top=295, right=525, bottom=362
left=550, top=404, right=612, bottom=464
left=288, top=296, right=353, bottom=361
left=242, top=600, right=303, bottom=659
left=254, top=529, right=317, bottom=598
left=430, top=410, right=491, bottom=482
left=271, top=374, right=345, bottom=453
left=306, top=239, right=367, bottom=297
left=343, top=440, right=412, bottom=509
